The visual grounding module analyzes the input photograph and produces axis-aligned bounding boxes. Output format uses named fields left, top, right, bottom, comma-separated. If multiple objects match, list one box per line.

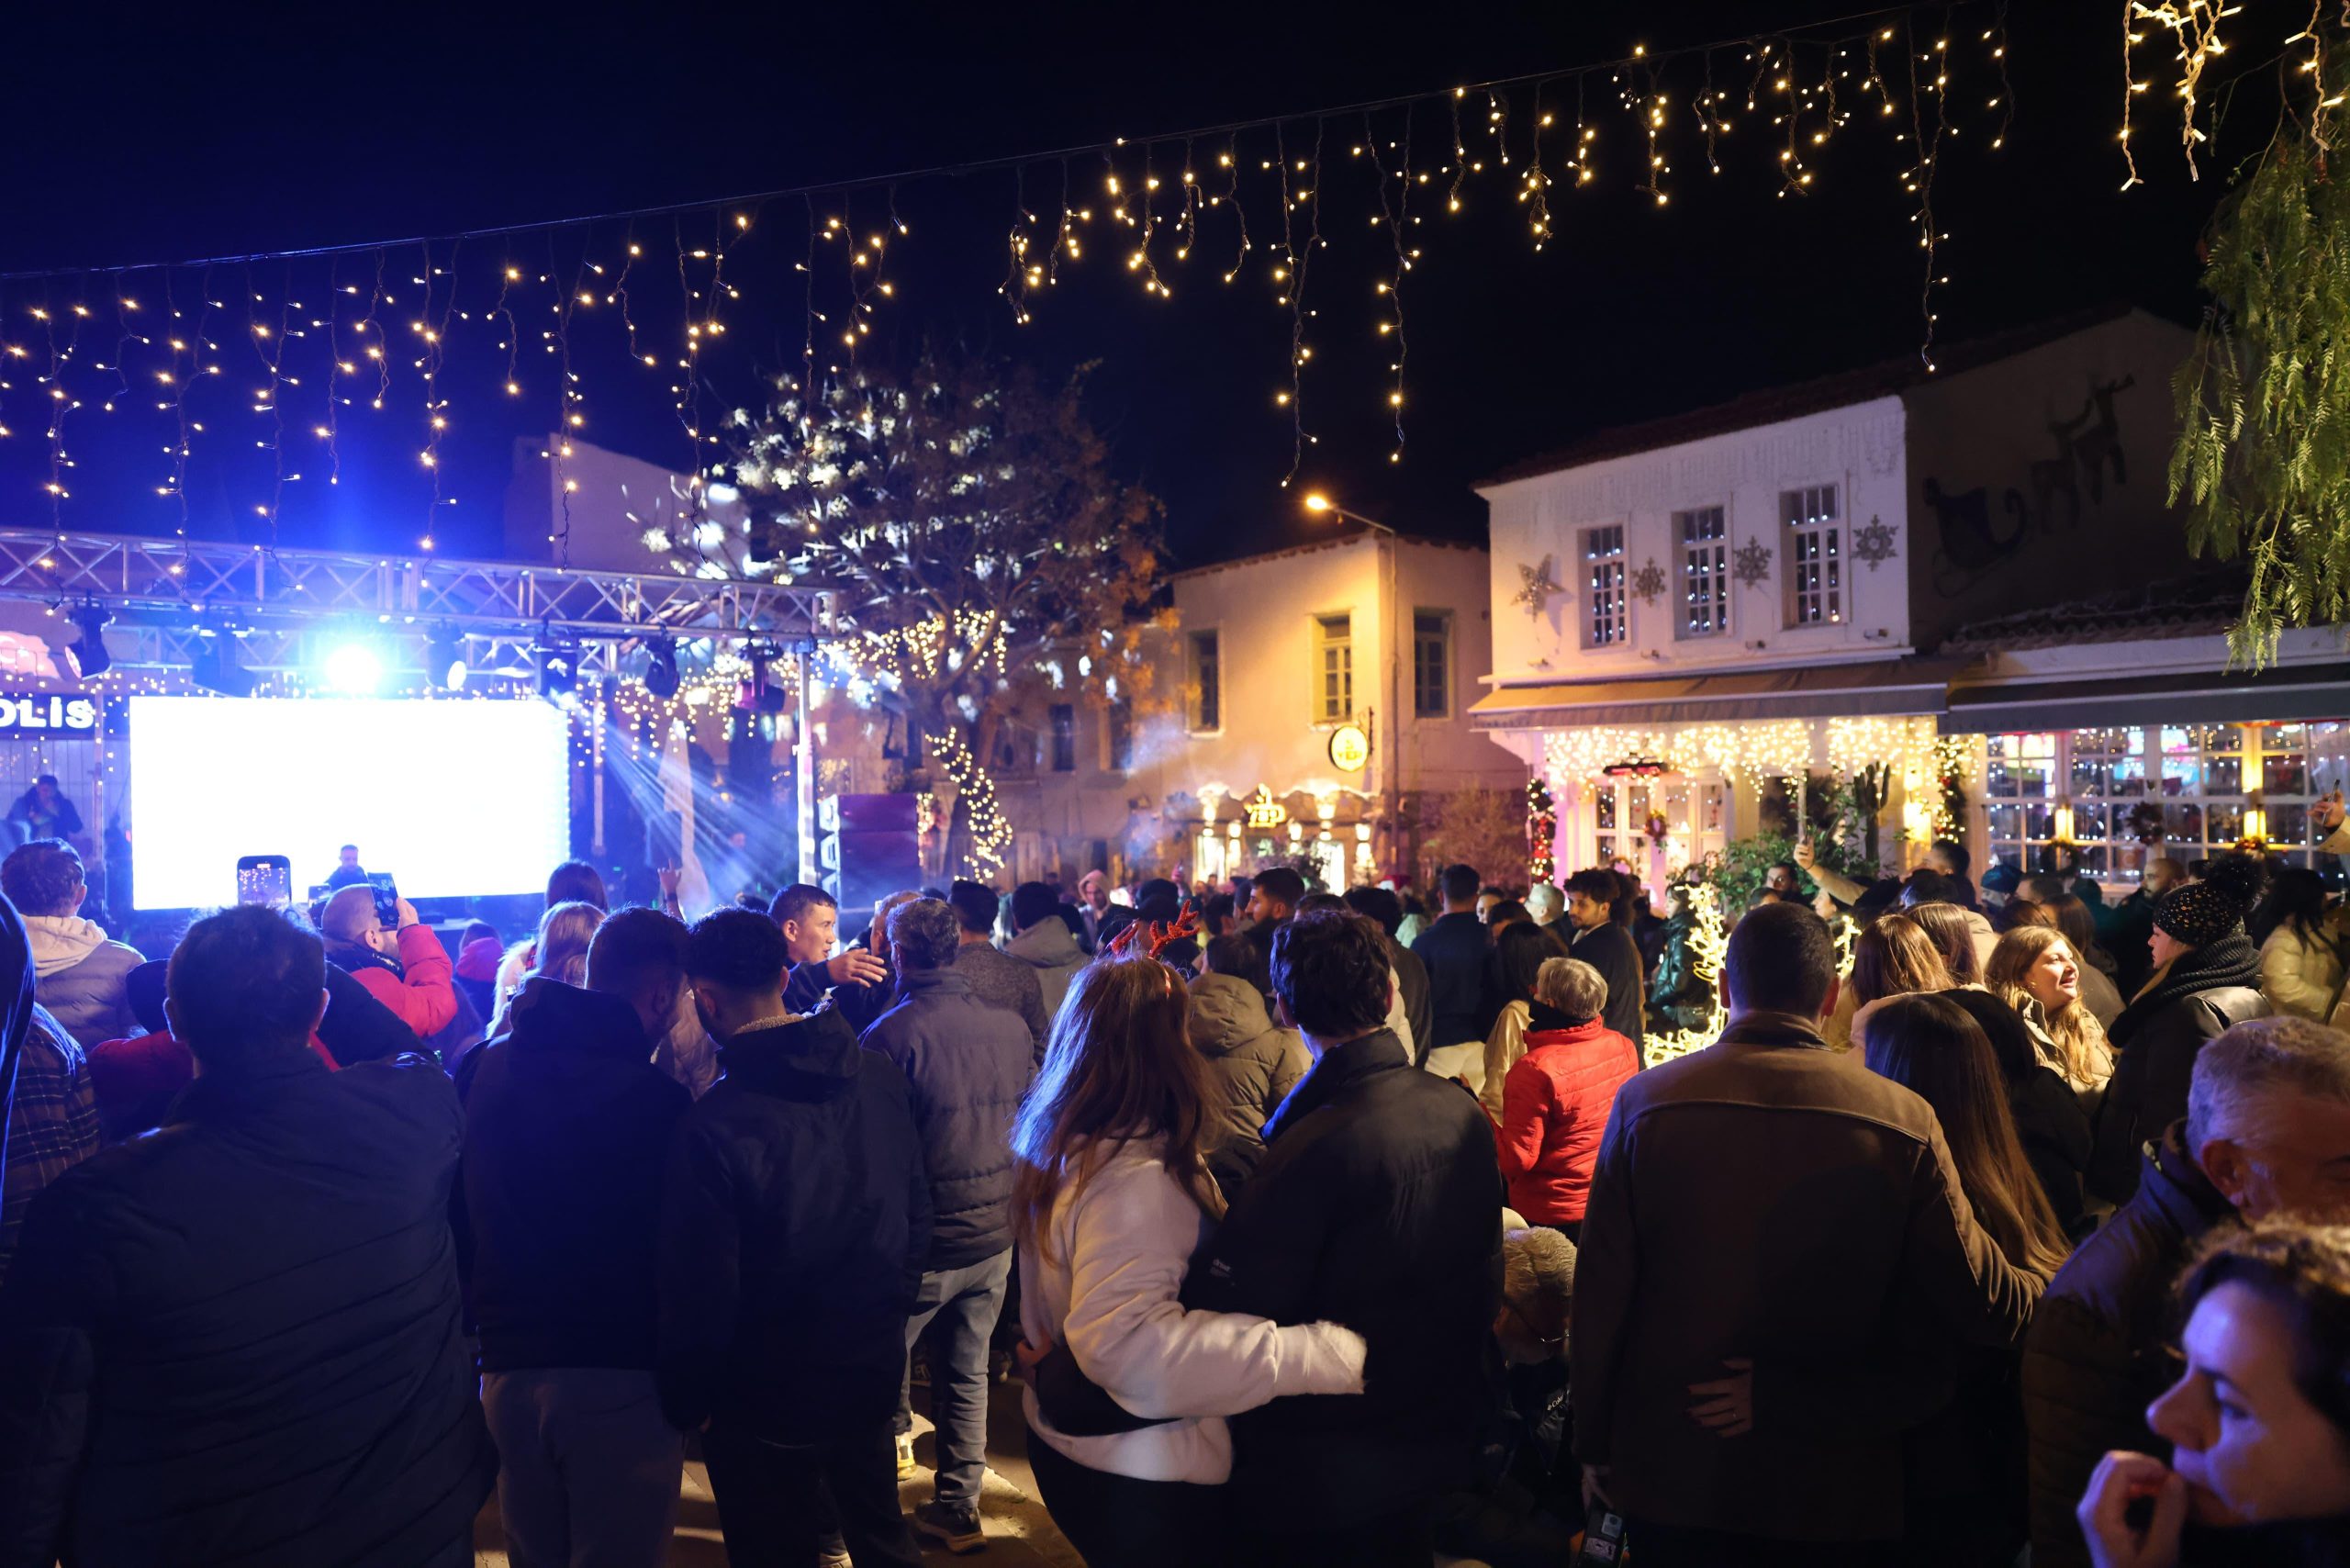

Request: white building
left=1471, top=307, right=2350, bottom=890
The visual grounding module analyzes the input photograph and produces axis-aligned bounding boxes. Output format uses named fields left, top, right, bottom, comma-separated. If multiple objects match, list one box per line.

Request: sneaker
left=913, top=1500, right=985, bottom=1554
left=817, top=1530, right=853, bottom=1568
left=894, top=1430, right=917, bottom=1480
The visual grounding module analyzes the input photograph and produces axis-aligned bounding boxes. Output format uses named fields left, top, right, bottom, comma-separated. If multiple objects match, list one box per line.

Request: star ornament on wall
left=1852, top=513, right=1898, bottom=571
left=1631, top=557, right=1666, bottom=605
left=1513, top=555, right=1564, bottom=617
left=1732, top=535, right=1774, bottom=589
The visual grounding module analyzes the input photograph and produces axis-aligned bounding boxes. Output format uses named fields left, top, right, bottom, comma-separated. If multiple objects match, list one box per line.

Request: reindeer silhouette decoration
left=1925, top=373, right=2136, bottom=598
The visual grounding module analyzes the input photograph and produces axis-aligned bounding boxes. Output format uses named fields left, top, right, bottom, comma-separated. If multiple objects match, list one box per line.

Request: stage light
left=536, top=642, right=578, bottom=705
left=323, top=641, right=385, bottom=696
left=643, top=636, right=679, bottom=699
left=191, top=638, right=257, bottom=699
left=425, top=627, right=468, bottom=690
left=66, top=602, right=111, bottom=678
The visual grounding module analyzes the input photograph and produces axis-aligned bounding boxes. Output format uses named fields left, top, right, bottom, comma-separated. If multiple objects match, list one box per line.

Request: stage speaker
left=817, top=792, right=923, bottom=914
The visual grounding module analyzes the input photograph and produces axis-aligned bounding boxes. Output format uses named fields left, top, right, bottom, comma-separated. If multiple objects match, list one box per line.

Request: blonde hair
left=1850, top=913, right=1954, bottom=1006
left=1986, top=925, right=2113, bottom=1088
left=531, top=900, right=607, bottom=989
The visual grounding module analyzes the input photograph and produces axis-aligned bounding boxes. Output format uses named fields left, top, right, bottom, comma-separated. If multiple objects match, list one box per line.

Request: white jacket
left=1017, top=1136, right=1365, bottom=1485
left=2262, top=924, right=2346, bottom=1024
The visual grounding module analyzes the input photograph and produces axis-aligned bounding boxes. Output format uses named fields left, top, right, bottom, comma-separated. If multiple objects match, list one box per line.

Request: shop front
left=1176, top=782, right=1382, bottom=891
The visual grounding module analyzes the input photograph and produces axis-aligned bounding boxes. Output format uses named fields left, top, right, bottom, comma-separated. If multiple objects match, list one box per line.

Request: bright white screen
left=129, top=696, right=573, bottom=908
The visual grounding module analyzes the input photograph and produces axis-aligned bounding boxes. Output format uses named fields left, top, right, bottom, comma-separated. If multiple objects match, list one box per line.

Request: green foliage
left=2171, top=74, right=2350, bottom=666
left=1709, top=832, right=1803, bottom=913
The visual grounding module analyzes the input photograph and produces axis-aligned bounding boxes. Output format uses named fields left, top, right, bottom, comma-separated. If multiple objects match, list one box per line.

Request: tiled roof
left=1479, top=304, right=2148, bottom=487
left=1935, top=568, right=2250, bottom=655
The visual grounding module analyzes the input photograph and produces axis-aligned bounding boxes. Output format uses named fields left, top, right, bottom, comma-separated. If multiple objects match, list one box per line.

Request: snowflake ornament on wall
left=1631, top=557, right=1667, bottom=605
left=1732, top=535, right=1774, bottom=588
left=1852, top=514, right=1898, bottom=571
left=1513, top=555, right=1564, bottom=617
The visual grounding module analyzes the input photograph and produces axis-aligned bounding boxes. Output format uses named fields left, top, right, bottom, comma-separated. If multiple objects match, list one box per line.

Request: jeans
left=480, top=1369, right=683, bottom=1568
left=1025, top=1426, right=1225, bottom=1568
left=701, top=1422, right=920, bottom=1568
left=894, top=1248, right=1013, bottom=1507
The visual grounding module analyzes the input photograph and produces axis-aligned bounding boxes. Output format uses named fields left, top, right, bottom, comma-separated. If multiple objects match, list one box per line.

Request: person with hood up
left=0, top=839, right=140, bottom=1050
left=0, top=890, right=97, bottom=1283
left=319, top=883, right=458, bottom=1043
left=1006, top=879, right=1088, bottom=1025
left=453, top=920, right=503, bottom=1025
left=2089, top=857, right=2272, bottom=1205
left=1189, top=935, right=1311, bottom=1194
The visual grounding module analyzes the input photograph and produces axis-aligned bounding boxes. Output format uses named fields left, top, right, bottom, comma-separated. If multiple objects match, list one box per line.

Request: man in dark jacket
left=2023, top=1016, right=2350, bottom=1567
left=1412, top=861, right=1491, bottom=1068
left=1183, top=908, right=1504, bottom=1567
left=773, top=881, right=888, bottom=1015
left=661, top=909, right=927, bottom=1568
left=458, top=908, right=694, bottom=1568
left=1561, top=867, right=1646, bottom=1061
left=1345, top=884, right=1433, bottom=1058
left=860, top=897, right=1035, bottom=1553
left=1572, top=902, right=2042, bottom=1565
left=946, top=878, right=1047, bottom=1056
left=0, top=904, right=496, bottom=1568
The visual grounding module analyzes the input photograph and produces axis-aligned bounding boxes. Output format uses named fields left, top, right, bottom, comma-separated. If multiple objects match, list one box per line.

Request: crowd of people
left=0, top=801, right=2343, bottom=1568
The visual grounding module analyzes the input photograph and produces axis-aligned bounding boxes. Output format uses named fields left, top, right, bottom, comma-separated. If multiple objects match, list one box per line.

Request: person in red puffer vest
left=1495, top=956, right=1639, bottom=1244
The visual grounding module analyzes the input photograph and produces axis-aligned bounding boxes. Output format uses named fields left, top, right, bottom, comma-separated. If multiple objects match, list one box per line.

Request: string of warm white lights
left=0, top=1, right=2012, bottom=542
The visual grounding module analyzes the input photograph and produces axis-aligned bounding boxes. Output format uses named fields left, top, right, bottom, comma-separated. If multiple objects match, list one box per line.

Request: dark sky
left=0, top=0, right=2249, bottom=568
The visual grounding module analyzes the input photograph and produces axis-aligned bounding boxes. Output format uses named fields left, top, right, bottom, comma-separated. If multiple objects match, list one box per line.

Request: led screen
left=129, top=696, right=572, bottom=908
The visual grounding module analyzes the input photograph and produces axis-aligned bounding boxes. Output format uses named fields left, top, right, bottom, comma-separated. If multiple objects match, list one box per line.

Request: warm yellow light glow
left=1303, top=493, right=1332, bottom=512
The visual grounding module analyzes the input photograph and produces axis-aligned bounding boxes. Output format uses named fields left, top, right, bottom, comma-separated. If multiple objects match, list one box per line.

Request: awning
left=1940, top=661, right=2350, bottom=735
left=1470, top=659, right=1956, bottom=731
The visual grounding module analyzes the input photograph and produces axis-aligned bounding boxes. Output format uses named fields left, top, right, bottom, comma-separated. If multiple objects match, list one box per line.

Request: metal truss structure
left=0, top=528, right=827, bottom=678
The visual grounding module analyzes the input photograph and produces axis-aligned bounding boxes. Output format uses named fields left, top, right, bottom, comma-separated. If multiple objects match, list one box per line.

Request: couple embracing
left=1013, top=909, right=1504, bottom=1568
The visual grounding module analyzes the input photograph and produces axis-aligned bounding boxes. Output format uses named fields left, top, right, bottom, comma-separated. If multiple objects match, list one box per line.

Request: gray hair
left=2188, top=1017, right=2350, bottom=1154
left=1526, top=883, right=1564, bottom=922
left=1533, top=956, right=1607, bottom=1024
left=1502, top=1225, right=1576, bottom=1314
left=887, top=898, right=964, bottom=973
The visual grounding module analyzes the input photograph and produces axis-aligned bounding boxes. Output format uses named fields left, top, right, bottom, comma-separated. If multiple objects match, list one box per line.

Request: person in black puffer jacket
left=662, top=909, right=929, bottom=1568
left=0, top=904, right=496, bottom=1568
left=2090, top=862, right=2270, bottom=1204
left=859, top=897, right=1035, bottom=1552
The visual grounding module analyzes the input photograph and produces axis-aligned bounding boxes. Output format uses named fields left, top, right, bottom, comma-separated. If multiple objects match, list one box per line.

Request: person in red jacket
left=1496, top=956, right=1639, bottom=1244
left=319, top=885, right=456, bottom=1040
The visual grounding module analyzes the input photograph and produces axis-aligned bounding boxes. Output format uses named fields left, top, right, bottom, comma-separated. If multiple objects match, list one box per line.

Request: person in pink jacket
left=319, top=885, right=456, bottom=1040
left=1496, top=957, right=1639, bottom=1243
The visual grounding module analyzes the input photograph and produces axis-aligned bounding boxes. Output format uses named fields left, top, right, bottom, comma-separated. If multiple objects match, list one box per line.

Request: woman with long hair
left=1986, top=926, right=2115, bottom=1096
left=1824, top=912, right=1952, bottom=1050
left=1907, top=900, right=1986, bottom=987
left=1477, top=921, right=1570, bottom=1122
left=1011, top=956, right=1365, bottom=1565
left=1939, top=989, right=2094, bottom=1238
left=489, top=901, right=605, bottom=1036
left=2012, top=895, right=2128, bottom=1026
left=2256, top=867, right=2345, bottom=1023
left=1863, top=992, right=2072, bottom=1567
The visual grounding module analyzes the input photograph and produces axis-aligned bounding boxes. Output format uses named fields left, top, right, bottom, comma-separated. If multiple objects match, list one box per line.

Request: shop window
left=1412, top=611, right=1450, bottom=719
left=1049, top=704, right=1076, bottom=773
left=1675, top=507, right=1729, bottom=638
left=1314, top=614, right=1353, bottom=722
left=1582, top=525, right=1627, bottom=647
left=1781, top=485, right=1841, bottom=626
left=1107, top=701, right=1134, bottom=773
left=1188, top=631, right=1221, bottom=734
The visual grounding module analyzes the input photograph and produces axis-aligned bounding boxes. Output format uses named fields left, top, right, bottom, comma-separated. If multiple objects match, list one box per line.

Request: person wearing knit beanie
left=2150, top=880, right=2245, bottom=951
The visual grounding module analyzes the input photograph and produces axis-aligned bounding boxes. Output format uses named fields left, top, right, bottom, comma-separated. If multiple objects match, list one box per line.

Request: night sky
left=0, top=1, right=2247, bottom=569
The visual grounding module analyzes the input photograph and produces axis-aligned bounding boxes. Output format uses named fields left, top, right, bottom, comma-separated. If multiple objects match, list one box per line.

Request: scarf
left=2113, top=928, right=2262, bottom=1045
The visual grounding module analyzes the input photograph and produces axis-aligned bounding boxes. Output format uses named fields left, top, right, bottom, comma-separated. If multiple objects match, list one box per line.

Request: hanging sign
left=1242, top=786, right=1289, bottom=829
left=1327, top=723, right=1371, bottom=772
left=0, top=694, right=97, bottom=740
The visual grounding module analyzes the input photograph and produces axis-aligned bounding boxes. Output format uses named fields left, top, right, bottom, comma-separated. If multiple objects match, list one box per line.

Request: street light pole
left=1304, top=493, right=1402, bottom=879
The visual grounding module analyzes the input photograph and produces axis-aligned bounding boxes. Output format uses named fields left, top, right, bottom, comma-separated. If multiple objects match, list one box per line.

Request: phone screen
left=236, top=857, right=294, bottom=910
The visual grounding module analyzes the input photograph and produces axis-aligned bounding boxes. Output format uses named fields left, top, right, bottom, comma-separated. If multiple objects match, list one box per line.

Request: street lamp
left=1303, top=490, right=1397, bottom=536
left=1303, top=490, right=1401, bottom=878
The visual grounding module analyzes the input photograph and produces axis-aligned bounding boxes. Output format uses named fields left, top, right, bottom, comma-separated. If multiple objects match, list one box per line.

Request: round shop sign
left=1327, top=722, right=1371, bottom=772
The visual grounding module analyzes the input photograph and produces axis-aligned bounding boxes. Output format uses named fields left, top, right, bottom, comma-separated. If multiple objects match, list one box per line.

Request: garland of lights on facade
left=1526, top=775, right=1557, bottom=884
left=0, top=2, right=2013, bottom=554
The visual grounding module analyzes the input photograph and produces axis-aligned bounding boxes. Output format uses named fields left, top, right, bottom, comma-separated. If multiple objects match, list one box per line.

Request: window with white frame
left=1675, top=507, right=1729, bottom=638
left=1983, top=722, right=2348, bottom=885
left=1781, top=485, right=1842, bottom=625
left=1188, top=630, right=1221, bottom=733
left=1412, top=610, right=1450, bottom=719
left=1583, top=525, right=1627, bottom=647
left=1313, top=613, right=1353, bottom=722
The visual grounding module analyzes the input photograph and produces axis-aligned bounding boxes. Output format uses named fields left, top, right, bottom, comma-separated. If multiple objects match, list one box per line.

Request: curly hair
left=0, top=839, right=83, bottom=918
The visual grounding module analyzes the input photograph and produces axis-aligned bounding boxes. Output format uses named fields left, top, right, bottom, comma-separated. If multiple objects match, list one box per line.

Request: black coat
left=456, top=978, right=690, bottom=1372
left=1389, top=938, right=1434, bottom=1063
left=1570, top=921, right=1648, bottom=1058
left=2022, top=1126, right=2234, bottom=1568
left=2090, top=937, right=2266, bottom=1204
left=1412, top=911, right=1492, bottom=1054
left=860, top=967, right=1035, bottom=1271
left=1181, top=1029, right=1505, bottom=1531
left=656, top=1008, right=930, bottom=1442
left=2010, top=1062, right=2094, bottom=1239
left=0, top=1052, right=495, bottom=1568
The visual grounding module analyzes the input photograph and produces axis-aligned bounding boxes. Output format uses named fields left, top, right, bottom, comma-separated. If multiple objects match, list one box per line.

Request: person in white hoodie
left=1004, top=880, right=1089, bottom=1026
left=0, top=839, right=141, bottom=1049
left=1011, top=952, right=1367, bottom=1568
